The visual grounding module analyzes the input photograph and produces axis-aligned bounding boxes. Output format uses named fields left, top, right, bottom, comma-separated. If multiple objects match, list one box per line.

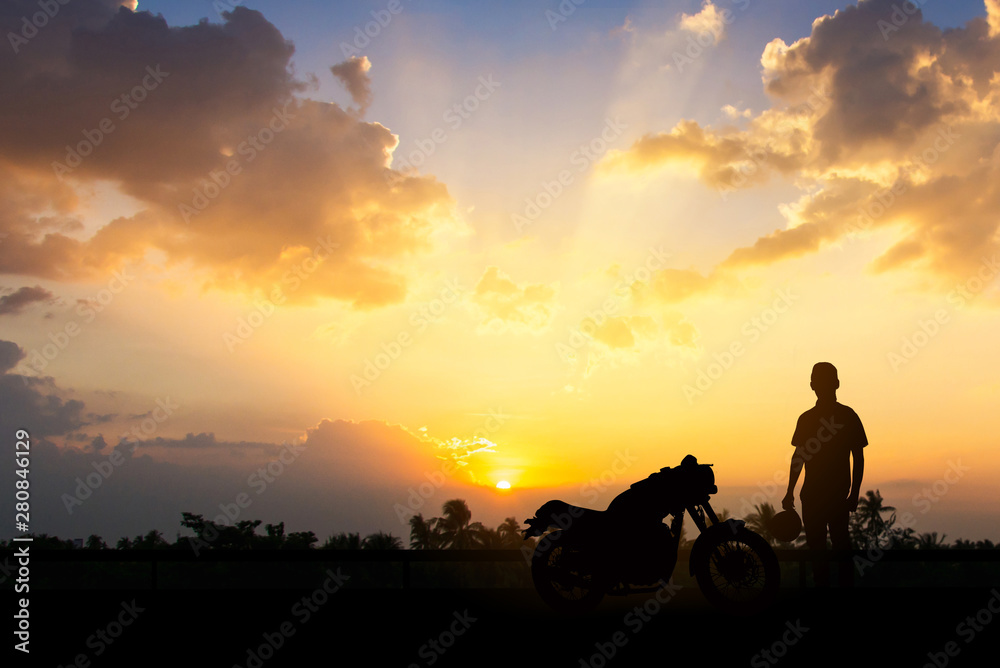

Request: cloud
left=0, top=340, right=24, bottom=373
left=0, top=340, right=88, bottom=438
left=602, top=0, right=1000, bottom=289
left=0, top=413, right=500, bottom=542
left=678, top=1, right=726, bottom=40
left=0, top=4, right=458, bottom=309
left=0, top=285, right=56, bottom=316
left=472, top=266, right=559, bottom=333
left=331, top=56, right=373, bottom=116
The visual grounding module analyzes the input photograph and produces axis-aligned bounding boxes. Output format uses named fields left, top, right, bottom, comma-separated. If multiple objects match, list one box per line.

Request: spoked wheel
left=530, top=530, right=605, bottom=613
left=692, top=526, right=779, bottom=615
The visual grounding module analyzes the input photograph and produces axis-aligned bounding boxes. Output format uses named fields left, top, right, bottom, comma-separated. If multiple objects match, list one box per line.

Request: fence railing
left=3, top=548, right=997, bottom=589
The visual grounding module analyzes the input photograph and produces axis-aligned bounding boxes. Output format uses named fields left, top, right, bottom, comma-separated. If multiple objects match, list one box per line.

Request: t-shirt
left=791, top=400, right=867, bottom=502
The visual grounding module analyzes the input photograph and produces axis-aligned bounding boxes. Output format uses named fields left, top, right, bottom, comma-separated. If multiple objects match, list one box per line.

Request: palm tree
left=362, top=531, right=403, bottom=550
left=322, top=532, right=362, bottom=549
left=436, top=499, right=485, bottom=549
left=476, top=526, right=505, bottom=549
left=854, top=490, right=896, bottom=545
left=497, top=517, right=524, bottom=548
left=744, top=502, right=779, bottom=546
left=917, top=532, right=948, bottom=550
left=409, top=513, right=442, bottom=549
left=892, top=527, right=918, bottom=549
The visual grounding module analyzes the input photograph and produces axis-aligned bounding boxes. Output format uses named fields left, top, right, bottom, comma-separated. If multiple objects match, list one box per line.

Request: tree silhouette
left=497, top=517, right=525, bottom=548
left=917, top=532, right=948, bottom=550
left=264, top=522, right=286, bottom=547
left=284, top=531, right=318, bottom=549
left=436, top=499, right=486, bottom=549
left=179, top=512, right=262, bottom=549
left=85, top=534, right=108, bottom=550
left=852, top=490, right=896, bottom=546
left=322, top=532, right=362, bottom=550
left=408, top=513, right=442, bottom=550
left=744, top=502, right=779, bottom=546
left=362, top=531, right=403, bottom=550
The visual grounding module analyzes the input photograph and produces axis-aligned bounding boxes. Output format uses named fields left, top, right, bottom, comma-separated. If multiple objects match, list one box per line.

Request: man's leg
left=829, top=502, right=853, bottom=587
left=801, top=499, right=830, bottom=587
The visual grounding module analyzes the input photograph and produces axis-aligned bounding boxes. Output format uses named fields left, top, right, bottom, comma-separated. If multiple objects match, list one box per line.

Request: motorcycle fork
left=686, top=502, right=720, bottom=532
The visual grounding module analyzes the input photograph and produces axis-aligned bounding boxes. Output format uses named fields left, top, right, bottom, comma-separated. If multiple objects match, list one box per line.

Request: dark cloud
left=331, top=56, right=373, bottom=116
left=0, top=285, right=56, bottom=315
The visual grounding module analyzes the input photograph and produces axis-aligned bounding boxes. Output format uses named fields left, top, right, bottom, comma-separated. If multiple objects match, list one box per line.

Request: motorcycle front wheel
left=530, top=530, right=605, bottom=613
left=691, top=526, right=779, bottom=615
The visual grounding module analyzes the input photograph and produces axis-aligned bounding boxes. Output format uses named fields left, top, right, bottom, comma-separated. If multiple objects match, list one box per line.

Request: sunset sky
left=2, top=0, right=999, bottom=544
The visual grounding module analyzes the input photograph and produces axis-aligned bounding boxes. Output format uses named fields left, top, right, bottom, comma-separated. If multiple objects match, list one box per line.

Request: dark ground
left=11, top=582, right=1000, bottom=666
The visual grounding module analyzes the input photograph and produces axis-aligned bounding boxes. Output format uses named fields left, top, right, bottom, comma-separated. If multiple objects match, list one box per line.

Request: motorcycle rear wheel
left=692, top=526, right=779, bottom=615
left=530, top=530, right=605, bottom=613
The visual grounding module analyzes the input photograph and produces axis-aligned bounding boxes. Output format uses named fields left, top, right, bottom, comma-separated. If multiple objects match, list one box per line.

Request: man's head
left=810, top=362, right=839, bottom=398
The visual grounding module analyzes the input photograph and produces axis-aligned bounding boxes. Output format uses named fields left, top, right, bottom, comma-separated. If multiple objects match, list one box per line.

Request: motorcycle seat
left=523, top=499, right=606, bottom=537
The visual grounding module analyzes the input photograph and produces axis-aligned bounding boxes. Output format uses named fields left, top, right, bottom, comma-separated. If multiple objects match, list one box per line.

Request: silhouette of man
left=781, top=362, right=867, bottom=587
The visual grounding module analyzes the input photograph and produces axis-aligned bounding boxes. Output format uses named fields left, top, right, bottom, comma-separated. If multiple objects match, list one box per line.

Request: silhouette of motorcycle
left=522, top=455, right=779, bottom=614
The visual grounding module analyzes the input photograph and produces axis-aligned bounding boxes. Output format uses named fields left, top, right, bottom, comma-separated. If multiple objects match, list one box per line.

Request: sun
left=496, top=480, right=511, bottom=490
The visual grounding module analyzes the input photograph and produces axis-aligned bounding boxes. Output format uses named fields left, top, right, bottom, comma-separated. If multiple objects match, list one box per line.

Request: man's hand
left=781, top=490, right=795, bottom=511
left=846, top=492, right=860, bottom=513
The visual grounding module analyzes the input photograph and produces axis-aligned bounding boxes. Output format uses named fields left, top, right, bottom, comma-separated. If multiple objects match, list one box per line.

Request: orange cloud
left=0, top=5, right=457, bottom=309
left=603, top=0, right=1000, bottom=289
left=472, top=267, right=559, bottom=333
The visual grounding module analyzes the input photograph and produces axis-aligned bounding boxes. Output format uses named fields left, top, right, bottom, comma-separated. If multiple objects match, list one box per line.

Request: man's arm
left=781, top=445, right=805, bottom=510
left=848, top=445, right=864, bottom=512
